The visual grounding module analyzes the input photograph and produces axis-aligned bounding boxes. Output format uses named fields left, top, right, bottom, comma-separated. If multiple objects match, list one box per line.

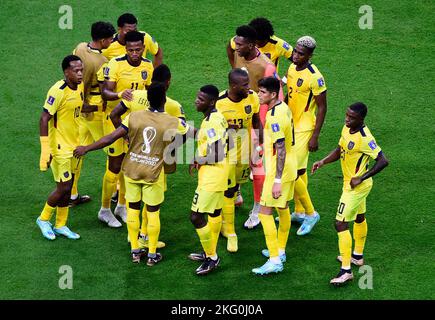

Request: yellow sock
left=294, top=174, right=315, bottom=215
left=338, top=230, right=352, bottom=269
left=118, top=173, right=126, bottom=206
left=40, top=202, right=55, bottom=221
left=102, top=169, right=118, bottom=208
left=353, top=219, right=368, bottom=255
left=71, top=158, right=83, bottom=197
left=127, top=208, right=140, bottom=250
left=196, top=223, right=214, bottom=257
left=208, top=215, right=222, bottom=253
left=140, top=207, right=148, bottom=236
left=276, top=207, right=291, bottom=251
left=55, top=206, right=69, bottom=228
left=147, top=210, right=160, bottom=254
left=222, top=196, right=236, bottom=235
left=258, top=213, right=279, bottom=258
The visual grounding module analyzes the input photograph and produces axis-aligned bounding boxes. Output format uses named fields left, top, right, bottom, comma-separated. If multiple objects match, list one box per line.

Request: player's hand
left=74, top=146, right=88, bottom=158
left=272, top=182, right=282, bottom=199
left=350, top=177, right=363, bottom=189
left=121, top=89, right=134, bottom=101
left=228, top=123, right=239, bottom=130
left=39, top=136, right=51, bottom=171
left=189, top=161, right=201, bottom=177
left=308, top=135, right=319, bottom=152
left=311, top=160, right=324, bottom=174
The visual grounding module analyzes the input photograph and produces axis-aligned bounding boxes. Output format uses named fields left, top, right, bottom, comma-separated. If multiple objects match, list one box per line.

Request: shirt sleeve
left=177, top=118, right=189, bottom=135
left=310, top=72, right=327, bottom=96
left=276, top=37, right=293, bottom=59
left=360, top=135, right=382, bottom=159
left=97, top=63, right=107, bottom=82
left=269, top=116, right=286, bottom=144
left=230, top=36, right=236, bottom=50
left=43, top=86, right=63, bottom=115
left=106, top=58, right=118, bottom=82
left=144, top=32, right=159, bottom=56
left=121, top=114, right=130, bottom=131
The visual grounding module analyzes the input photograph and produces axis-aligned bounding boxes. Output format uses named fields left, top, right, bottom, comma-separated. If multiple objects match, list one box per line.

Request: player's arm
left=74, top=126, right=127, bottom=158
left=272, top=139, right=286, bottom=199
left=350, top=152, right=389, bottom=189
left=39, top=109, right=52, bottom=171
left=189, top=139, right=225, bottom=176
left=252, top=112, right=264, bottom=145
left=81, top=103, right=98, bottom=113
left=153, top=47, right=163, bottom=67
left=102, top=81, right=133, bottom=101
left=311, top=146, right=341, bottom=174
left=309, top=91, right=327, bottom=152
left=110, top=102, right=128, bottom=128
left=226, top=40, right=235, bottom=68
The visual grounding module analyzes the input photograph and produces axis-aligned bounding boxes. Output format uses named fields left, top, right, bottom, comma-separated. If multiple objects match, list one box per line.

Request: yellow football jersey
left=104, top=55, right=154, bottom=112
left=339, top=125, right=383, bottom=190
left=43, top=80, right=84, bottom=157
left=102, top=31, right=159, bottom=61
left=286, top=63, right=326, bottom=132
left=231, top=35, right=292, bottom=71
left=121, top=90, right=186, bottom=119
left=263, top=101, right=297, bottom=183
left=197, top=110, right=229, bottom=192
left=216, top=90, right=260, bottom=164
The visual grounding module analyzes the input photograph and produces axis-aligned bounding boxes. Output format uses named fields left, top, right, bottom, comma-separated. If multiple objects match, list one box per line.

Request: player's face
left=119, top=23, right=137, bottom=38
left=258, top=87, right=275, bottom=105
left=195, top=91, right=212, bottom=112
left=232, top=75, right=250, bottom=99
left=65, top=60, right=83, bottom=84
left=126, top=41, right=145, bottom=62
left=345, top=108, right=363, bottom=129
left=292, top=44, right=312, bottom=66
left=235, top=36, right=254, bottom=58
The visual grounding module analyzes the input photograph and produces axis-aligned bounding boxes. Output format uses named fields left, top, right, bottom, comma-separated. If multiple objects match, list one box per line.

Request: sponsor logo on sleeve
left=207, top=128, right=216, bottom=138
left=283, top=42, right=290, bottom=50
left=368, top=140, right=377, bottom=150
left=47, top=96, right=55, bottom=105
left=271, top=123, right=280, bottom=132
left=317, top=77, right=325, bottom=87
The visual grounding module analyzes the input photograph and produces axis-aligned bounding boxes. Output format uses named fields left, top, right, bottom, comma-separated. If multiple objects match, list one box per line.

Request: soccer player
left=252, top=77, right=297, bottom=275
left=74, top=82, right=191, bottom=265
left=70, top=21, right=116, bottom=207
left=227, top=17, right=293, bottom=72
left=188, top=85, right=228, bottom=275
left=36, top=55, right=84, bottom=240
left=99, top=30, right=154, bottom=228
left=284, top=36, right=327, bottom=235
left=216, top=68, right=262, bottom=252
left=311, top=102, right=389, bottom=286
left=102, top=13, right=163, bottom=67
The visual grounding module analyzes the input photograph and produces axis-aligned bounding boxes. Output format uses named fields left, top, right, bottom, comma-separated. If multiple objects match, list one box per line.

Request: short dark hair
left=62, top=55, right=81, bottom=71
left=117, top=13, right=137, bottom=27
left=152, top=64, right=171, bottom=83
left=147, top=82, right=166, bottom=110
left=229, top=68, right=249, bottom=84
left=91, top=21, right=116, bottom=41
left=249, top=17, right=274, bottom=41
left=124, top=31, right=144, bottom=44
left=200, top=85, right=219, bottom=100
left=236, top=25, right=257, bottom=43
left=349, top=102, right=368, bottom=118
left=258, top=77, right=280, bottom=95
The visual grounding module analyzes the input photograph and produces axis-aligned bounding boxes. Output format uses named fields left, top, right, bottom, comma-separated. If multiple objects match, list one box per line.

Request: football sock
left=195, top=223, right=214, bottom=257
left=276, top=207, right=291, bottom=250
left=118, top=172, right=126, bottom=206
left=353, top=219, right=368, bottom=256
left=102, top=169, right=118, bottom=209
left=40, top=202, right=55, bottom=221
left=140, top=207, right=148, bottom=236
left=294, top=173, right=315, bottom=215
left=252, top=174, right=265, bottom=203
left=70, top=159, right=83, bottom=199
left=259, top=213, right=279, bottom=259
left=147, top=210, right=160, bottom=254
left=208, top=214, right=222, bottom=253
left=127, top=207, right=140, bottom=250
left=55, top=206, right=69, bottom=228
left=222, top=195, right=236, bottom=235
left=338, top=230, right=352, bottom=269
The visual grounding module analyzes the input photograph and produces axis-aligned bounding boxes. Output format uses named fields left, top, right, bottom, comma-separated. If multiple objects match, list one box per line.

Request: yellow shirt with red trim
left=197, top=110, right=229, bottom=191
left=286, top=63, right=326, bottom=132
left=102, top=31, right=159, bottom=61
left=339, top=125, right=383, bottom=190
left=104, top=54, right=153, bottom=112
left=43, top=80, right=84, bottom=157
left=263, top=101, right=297, bottom=183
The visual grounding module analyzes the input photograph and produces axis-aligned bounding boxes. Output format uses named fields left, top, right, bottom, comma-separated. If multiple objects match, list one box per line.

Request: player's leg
left=223, top=184, right=238, bottom=252
left=295, top=168, right=320, bottom=235
left=351, top=212, right=367, bottom=266
left=114, top=172, right=127, bottom=223
left=245, top=162, right=263, bottom=229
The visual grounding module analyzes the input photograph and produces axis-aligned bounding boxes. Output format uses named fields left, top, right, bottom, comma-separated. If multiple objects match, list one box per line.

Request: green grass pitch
left=0, top=0, right=434, bottom=300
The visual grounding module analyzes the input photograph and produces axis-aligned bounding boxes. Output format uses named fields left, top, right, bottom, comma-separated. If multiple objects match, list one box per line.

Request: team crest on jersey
left=271, top=123, right=280, bottom=132
left=207, top=128, right=216, bottom=138
left=103, top=67, right=109, bottom=77
left=141, top=71, right=148, bottom=80
left=245, top=105, right=252, bottom=114
left=47, top=96, right=55, bottom=105
left=368, top=140, right=377, bottom=150
left=283, top=42, right=290, bottom=50
left=348, top=141, right=355, bottom=150
left=64, top=172, right=69, bottom=178
left=318, top=78, right=325, bottom=87
left=297, top=78, right=304, bottom=87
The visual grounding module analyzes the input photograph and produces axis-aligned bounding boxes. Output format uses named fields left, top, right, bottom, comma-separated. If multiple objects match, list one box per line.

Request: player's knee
left=190, top=211, right=206, bottom=228
left=129, top=201, right=141, bottom=210
left=209, top=209, right=221, bottom=218
left=355, top=214, right=365, bottom=223
left=334, top=220, right=348, bottom=232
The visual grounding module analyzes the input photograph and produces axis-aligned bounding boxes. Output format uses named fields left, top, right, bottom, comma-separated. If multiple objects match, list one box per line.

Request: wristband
left=117, top=91, right=124, bottom=98
left=274, top=178, right=281, bottom=184
left=255, top=145, right=263, bottom=152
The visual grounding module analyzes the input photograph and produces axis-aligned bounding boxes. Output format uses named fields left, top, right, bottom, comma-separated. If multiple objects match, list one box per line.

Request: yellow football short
left=260, top=177, right=295, bottom=208
left=124, top=171, right=165, bottom=206
left=335, top=184, right=372, bottom=222
left=78, top=112, right=104, bottom=146
left=191, top=188, right=224, bottom=214
left=51, top=156, right=80, bottom=183
left=294, top=130, right=313, bottom=170
left=227, top=163, right=251, bottom=188
left=103, top=113, right=128, bottom=156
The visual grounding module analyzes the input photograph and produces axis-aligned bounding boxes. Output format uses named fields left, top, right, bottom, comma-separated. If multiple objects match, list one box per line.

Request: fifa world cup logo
left=142, top=127, right=157, bottom=154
